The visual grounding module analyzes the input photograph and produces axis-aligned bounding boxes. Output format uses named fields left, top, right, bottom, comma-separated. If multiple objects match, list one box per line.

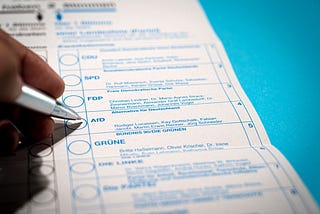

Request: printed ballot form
left=0, top=0, right=319, bottom=213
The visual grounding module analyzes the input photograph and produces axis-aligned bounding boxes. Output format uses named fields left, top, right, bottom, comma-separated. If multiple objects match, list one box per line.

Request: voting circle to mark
left=29, top=164, right=55, bottom=176
left=66, top=118, right=87, bottom=130
left=63, top=74, right=82, bottom=86
left=68, top=140, right=91, bottom=155
left=63, top=95, right=84, bottom=108
left=70, top=162, right=95, bottom=174
left=31, top=188, right=57, bottom=204
left=28, top=143, right=53, bottom=157
left=72, top=184, right=100, bottom=201
left=59, top=53, right=79, bottom=66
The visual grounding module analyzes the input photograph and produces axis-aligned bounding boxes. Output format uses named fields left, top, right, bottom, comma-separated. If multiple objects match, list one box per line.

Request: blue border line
left=77, top=49, right=106, bottom=213
left=58, top=50, right=76, bottom=214
left=204, top=44, right=253, bottom=147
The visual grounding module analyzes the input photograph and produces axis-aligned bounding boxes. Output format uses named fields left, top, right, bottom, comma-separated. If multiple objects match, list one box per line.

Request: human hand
left=0, top=29, right=65, bottom=153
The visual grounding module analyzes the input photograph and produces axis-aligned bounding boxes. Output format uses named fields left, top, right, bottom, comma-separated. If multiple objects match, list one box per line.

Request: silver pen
left=15, top=85, right=81, bottom=120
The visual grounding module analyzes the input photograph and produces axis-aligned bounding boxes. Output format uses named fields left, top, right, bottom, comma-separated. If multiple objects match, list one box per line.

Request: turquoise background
left=200, top=0, right=320, bottom=205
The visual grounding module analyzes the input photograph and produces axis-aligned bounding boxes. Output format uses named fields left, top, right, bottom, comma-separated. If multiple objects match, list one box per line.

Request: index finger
left=0, top=29, right=64, bottom=98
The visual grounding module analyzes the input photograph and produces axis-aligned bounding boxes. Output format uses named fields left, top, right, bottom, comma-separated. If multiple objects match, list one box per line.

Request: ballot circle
left=63, top=95, right=84, bottom=108
left=63, top=74, right=81, bottom=86
left=68, top=140, right=91, bottom=155
left=31, top=188, right=56, bottom=204
left=29, top=143, right=53, bottom=157
left=29, top=164, right=55, bottom=176
left=66, top=118, right=87, bottom=130
left=72, top=184, right=100, bottom=201
left=59, top=53, right=78, bottom=66
left=70, top=162, right=95, bottom=174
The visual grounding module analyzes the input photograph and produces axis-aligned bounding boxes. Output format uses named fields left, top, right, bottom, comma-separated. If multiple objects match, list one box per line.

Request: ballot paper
left=0, top=0, right=319, bottom=213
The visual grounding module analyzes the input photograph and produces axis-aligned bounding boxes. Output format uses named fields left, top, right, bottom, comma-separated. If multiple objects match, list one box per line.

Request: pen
left=15, top=84, right=81, bottom=120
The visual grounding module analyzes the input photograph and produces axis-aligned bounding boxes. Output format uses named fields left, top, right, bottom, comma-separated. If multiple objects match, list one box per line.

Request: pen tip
left=53, top=102, right=82, bottom=120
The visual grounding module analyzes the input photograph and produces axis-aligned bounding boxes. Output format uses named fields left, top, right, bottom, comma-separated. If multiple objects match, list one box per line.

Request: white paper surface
left=0, top=0, right=319, bottom=213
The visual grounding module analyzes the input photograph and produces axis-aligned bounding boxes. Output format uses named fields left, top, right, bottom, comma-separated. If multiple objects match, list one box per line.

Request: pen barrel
left=15, top=85, right=56, bottom=115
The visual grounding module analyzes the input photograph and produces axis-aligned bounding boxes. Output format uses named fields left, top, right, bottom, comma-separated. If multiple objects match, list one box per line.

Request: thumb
left=0, top=39, right=22, bottom=103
